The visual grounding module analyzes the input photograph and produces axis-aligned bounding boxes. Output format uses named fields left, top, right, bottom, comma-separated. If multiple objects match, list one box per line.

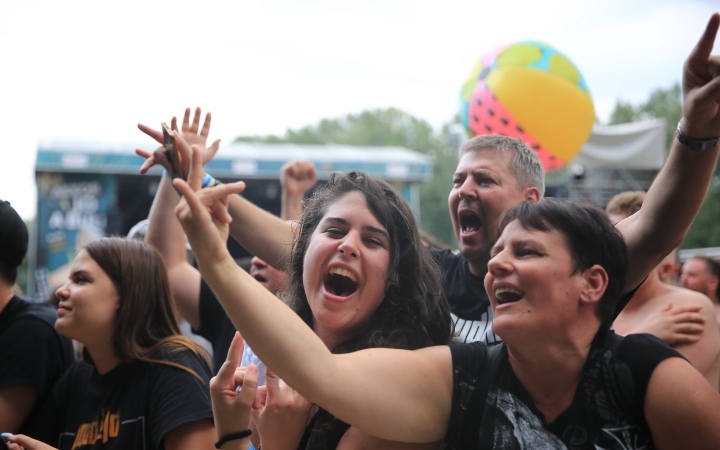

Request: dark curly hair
left=287, top=170, right=452, bottom=352
left=286, top=170, right=453, bottom=448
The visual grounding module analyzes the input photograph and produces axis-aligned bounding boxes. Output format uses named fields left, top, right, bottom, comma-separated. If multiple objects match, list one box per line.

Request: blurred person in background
left=608, top=191, right=720, bottom=389
left=0, top=200, right=73, bottom=441
left=681, top=255, right=720, bottom=326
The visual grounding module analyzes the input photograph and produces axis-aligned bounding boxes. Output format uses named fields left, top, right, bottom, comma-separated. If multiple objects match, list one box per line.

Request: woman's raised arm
left=173, top=150, right=453, bottom=442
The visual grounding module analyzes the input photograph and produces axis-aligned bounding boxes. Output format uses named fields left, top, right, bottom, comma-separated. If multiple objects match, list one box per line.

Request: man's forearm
left=281, top=191, right=304, bottom=222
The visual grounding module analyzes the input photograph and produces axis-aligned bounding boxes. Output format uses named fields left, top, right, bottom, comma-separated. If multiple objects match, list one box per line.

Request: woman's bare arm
left=173, top=153, right=453, bottom=442
left=645, top=357, right=720, bottom=449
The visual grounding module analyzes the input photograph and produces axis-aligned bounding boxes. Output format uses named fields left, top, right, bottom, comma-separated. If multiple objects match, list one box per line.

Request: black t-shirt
left=193, top=279, right=236, bottom=373
left=0, top=295, right=74, bottom=426
left=25, top=349, right=213, bottom=450
left=430, top=248, right=500, bottom=344
left=445, top=328, right=682, bottom=449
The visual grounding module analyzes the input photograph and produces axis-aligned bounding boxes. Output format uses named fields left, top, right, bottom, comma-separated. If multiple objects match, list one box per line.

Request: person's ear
left=524, top=186, right=541, bottom=201
left=657, top=260, right=674, bottom=282
left=710, top=275, right=719, bottom=293
left=580, top=264, right=608, bottom=306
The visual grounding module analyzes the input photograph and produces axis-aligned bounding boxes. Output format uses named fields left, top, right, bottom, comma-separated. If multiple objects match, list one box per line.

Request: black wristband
left=676, top=121, right=720, bottom=151
left=215, top=429, right=252, bottom=449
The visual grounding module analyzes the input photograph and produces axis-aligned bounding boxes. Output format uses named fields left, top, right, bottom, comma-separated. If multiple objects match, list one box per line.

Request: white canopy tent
left=547, top=119, right=667, bottom=206
left=574, top=118, right=667, bottom=170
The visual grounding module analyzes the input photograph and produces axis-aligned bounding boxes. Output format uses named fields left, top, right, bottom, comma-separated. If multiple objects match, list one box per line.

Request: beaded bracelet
left=163, top=170, right=220, bottom=188
left=162, top=169, right=178, bottom=179
left=202, top=173, right=221, bottom=189
left=214, top=429, right=252, bottom=449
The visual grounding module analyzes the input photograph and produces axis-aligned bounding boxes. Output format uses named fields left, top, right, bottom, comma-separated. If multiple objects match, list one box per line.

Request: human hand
left=1, top=433, right=57, bottom=450
left=252, top=367, right=314, bottom=450
left=281, top=160, right=318, bottom=198
left=136, top=107, right=221, bottom=177
left=633, top=302, right=706, bottom=346
left=210, top=332, right=259, bottom=438
left=174, top=146, right=245, bottom=265
left=681, top=13, right=720, bottom=139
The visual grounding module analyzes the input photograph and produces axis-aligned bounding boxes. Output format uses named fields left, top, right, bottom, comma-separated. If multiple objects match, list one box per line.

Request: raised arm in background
left=615, top=14, right=720, bottom=296
left=280, top=160, right=317, bottom=221
left=137, top=111, right=295, bottom=271
left=138, top=107, right=220, bottom=329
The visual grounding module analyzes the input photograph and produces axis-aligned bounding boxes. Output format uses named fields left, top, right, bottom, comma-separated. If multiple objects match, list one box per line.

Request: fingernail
left=248, top=365, right=258, bottom=374
left=1, top=432, right=12, bottom=438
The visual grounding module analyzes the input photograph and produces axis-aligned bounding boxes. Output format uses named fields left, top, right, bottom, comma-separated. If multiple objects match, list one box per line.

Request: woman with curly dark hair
left=278, top=170, right=453, bottom=449
left=180, top=168, right=453, bottom=450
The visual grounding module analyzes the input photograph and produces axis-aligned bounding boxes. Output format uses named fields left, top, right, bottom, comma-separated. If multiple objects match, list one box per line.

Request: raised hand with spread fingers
left=136, top=107, right=221, bottom=179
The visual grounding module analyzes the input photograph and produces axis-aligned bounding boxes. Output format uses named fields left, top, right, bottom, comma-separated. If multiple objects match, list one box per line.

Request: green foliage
left=235, top=108, right=439, bottom=152
left=608, top=83, right=682, bottom=150
left=608, top=100, right=638, bottom=126
left=419, top=125, right=458, bottom=247
left=682, top=181, right=720, bottom=249
left=235, top=108, right=459, bottom=247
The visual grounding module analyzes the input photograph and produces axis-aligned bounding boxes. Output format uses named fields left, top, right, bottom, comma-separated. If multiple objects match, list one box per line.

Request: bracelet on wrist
left=215, top=429, right=252, bottom=449
left=202, top=173, right=221, bottom=189
left=676, top=120, right=720, bottom=151
left=162, top=169, right=180, bottom=180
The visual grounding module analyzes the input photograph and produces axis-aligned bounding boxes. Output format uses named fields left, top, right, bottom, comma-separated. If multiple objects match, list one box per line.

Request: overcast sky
left=1, top=0, right=718, bottom=219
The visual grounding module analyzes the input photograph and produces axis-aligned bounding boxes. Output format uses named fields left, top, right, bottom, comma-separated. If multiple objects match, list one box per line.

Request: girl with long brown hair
left=5, top=237, right=216, bottom=450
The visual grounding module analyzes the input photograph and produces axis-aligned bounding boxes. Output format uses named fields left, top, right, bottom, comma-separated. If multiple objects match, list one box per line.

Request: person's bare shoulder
left=658, top=284, right=715, bottom=310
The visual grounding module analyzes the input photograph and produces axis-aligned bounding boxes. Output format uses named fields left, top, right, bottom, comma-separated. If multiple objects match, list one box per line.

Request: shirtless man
left=608, top=191, right=720, bottom=389
left=681, top=255, right=720, bottom=325
left=658, top=249, right=681, bottom=285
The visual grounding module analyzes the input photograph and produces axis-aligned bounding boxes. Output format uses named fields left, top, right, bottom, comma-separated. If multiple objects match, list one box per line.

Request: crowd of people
left=1, top=11, right=720, bottom=450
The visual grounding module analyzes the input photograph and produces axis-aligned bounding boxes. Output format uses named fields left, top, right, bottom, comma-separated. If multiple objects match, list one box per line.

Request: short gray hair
left=459, top=134, right=545, bottom=197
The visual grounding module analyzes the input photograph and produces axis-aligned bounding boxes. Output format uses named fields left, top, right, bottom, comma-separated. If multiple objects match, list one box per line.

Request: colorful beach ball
left=460, top=42, right=595, bottom=171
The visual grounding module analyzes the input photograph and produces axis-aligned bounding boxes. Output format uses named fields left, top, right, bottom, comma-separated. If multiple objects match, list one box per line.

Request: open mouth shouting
left=494, top=286, right=523, bottom=305
left=459, top=210, right=483, bottom=236
left=323, top=267, right=359, bottom=298
left=252, top=273, right=267, bottom=284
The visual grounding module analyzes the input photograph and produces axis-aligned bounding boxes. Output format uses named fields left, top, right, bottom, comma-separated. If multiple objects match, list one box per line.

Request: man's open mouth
left=324, top=267, right=359, bottom=297
left=460, top=211, right=482, bottom=234
left=494, top=287, right=523, bottom=304
left=253, top=274, right=267, bottom=283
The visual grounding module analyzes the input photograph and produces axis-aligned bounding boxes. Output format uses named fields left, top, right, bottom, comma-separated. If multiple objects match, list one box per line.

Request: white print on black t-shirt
left=488, top=388, right=566, bottom=449
left=452, top=311, right=502, bottom=344
left=487, top=387, right=648, bottom=450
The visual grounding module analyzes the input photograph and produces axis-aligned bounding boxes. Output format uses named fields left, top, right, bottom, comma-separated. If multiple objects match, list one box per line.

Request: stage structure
left=31, top=141, right=431, bottom=300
